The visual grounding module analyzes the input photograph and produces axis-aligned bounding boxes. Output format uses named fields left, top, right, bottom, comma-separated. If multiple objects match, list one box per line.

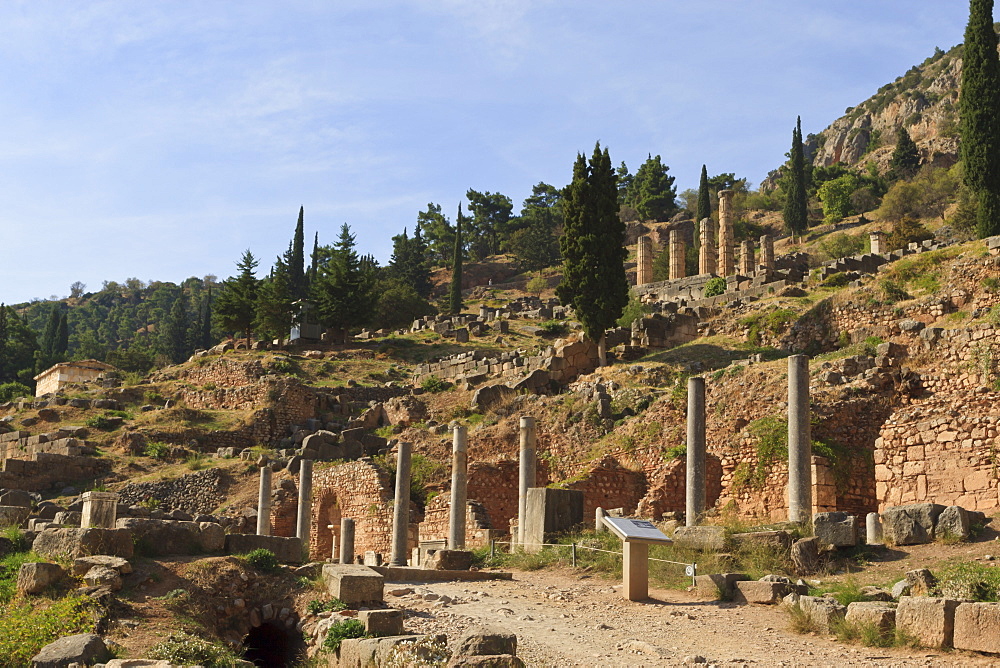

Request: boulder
left=338, top=634, right=448, bottom=668
left=790, top=537, right=821, bottom=575
left=71, top=555, right=132, bottom=577
left=935, top=505, right=970, bottom=541
left=383, top=396, right=429, bottom=426
left=0, top=505, right=30, bottom=528
left=881, top=504, right=945, bottom=545
left=17, top=562, right=65, bottom=595
left=116, top=518, right=223, bottom=556
left=845, top=601, right=897, bottom=636
left=733, top=580, right=798, bottom=604
left=859, top=586, right=893, bottom=602
left=359, top=609, right=404, bottom=636
left=812, top=512, right=857, bottom=548
left=953, top=602, right=1000, bottom=654
left=423, top=549, right=474, bottom=571
left=33, top=528, right=134, bottom=559
left=904, top=568, right=937, bottom=597
left=896, top=596, right=960, bottom=649
left=454, top=628, right=517, bottom=657
left=84, top=565, right=122, bottom=591
left=448, top=657, right=525, bottom=667
left=797, top=595, right=847, bottom=633
left=729, top=531, right=792, bottom=552
left=693, top=573, right=750, bottom=600
left=671, top=526, right=727, bottom=551
left=30, top=633, right=110, bottom=668
left=321, top=564, right=384, bottom=605
left=471, top=385, right=516, bottom=412
left=0, top=489, right=35, bottom=508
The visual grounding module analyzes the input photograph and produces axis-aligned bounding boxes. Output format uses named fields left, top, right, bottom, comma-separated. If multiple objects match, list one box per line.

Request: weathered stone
left=733, top=580, right=796, bottom=604
left=32, top=528, right=134, bottom=559
left=859, top=586, right=893, bottom=602
left=790, top=537, right=821, bottom=575
left=0, top=489, right=34, bottom=508
left=813, top=512, right=857, bottom=548
left=423, top=549, right=474, bottom=571
left=455, top=627, right=517, bottom=656
left=672, top=526, right=727, bottom=551
left=798, top=595, right=847, bottom=633
left=729, top=531, right=792, bottom=552
left=0, top=505, right=30, bottom=528
left=53, top=511, right=82, bottom=526
left=17, top=562, right=65, bottom=594
left=846, top=601, right=897, bottom=635
left=339, top=634, right=448, bottom=668
left=359, top=609, right=404, bottom=636
left=30, top=633, right=110, bottom=668
left=71, top=555, right=132, bottom=576
left=693, top=573, right=750, bottom=600
left=881, top=504, right=945, bottom=545
left=321, top=564, right=384, bottom=605
left=84, top=565, right=122, bottom=591
left=904, top=568, right=937, bottom=597
left=935, top=505, right=970, bottom=541
left=449, top=656, right=525, bottom=667
left=891, top=580, right=911, bottom=599
left=896, top=596, right=960, bottom=649
left=224, top=533, right=303, bottom=564
left=470, top=385, right=516, bottom=412
left=117, top=518, right=224, bottom=557
left=953, top=602, right=1000, bottom=654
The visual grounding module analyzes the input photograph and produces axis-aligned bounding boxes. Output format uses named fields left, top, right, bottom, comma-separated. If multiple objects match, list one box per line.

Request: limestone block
left=338, top=634, right=447, bottom=668
left=53, top=511, right=82, bottom=526
left=846, top=601, right=897, bottom=635
left=30, top=633, right=111, bottom=668
left=0, top=505, right=30, bottom=528
left=225, top=533, right=303, bottom=564
left=117, top=519, right=225, bottom=557
left=935, top=505, right=970, bottom=541
left=953, top=602, right=1000, bottom=654
left=798, top=595, right=847, bottom=633
left=813, top=512, right=857, bottom=548
left=423, top=549, right=474, bottom=571
left=17, top=562, right=65, bottom=594
left=84, top=564, right=123, bottom=591
left=733, top=580, right=795, bottom=604
left=71, top=555, right=132, bottom=576
left=455, top=627, right=518, bottom=656
left=32, top=528, right=134, bottom=559
left=359, top=609, right=404, bottom=636
left=896, top=596, right=960, bottom=648
left=790, top=537, right=820, bottom=576
left=470, top=385, right=515, bottom=412
left=693, top=573, right=750, bottom=599
left=672, top=526, right=727, bottom=551
left=881, top=504, right=945, bottom=545
left=904, top=568, right=937, bottom=596
left=0, top=489, right=34, bottom=507
left=321, top=564, right=384, bottom=605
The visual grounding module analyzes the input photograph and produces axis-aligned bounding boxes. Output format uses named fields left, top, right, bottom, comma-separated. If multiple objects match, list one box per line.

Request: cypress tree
left=0, top=304, right=7, bottom=380
left=889, top=126, right=921, bottom=180
left=55, top=313, right=68, bottom=358
left=41, top=305, right=60, bottom=358
left=290, top=206, right=306, bottom=299
left=308, top=232, right=319, bottom=290
left=696, top=164, right=711, bottom=222
left=449, top=205, right=464, bottom=314
left=783, top=117, right=808, bottom=237
left=556, top=142, right=629, bottom=366
left=960, top=0, right=1000, bottom=237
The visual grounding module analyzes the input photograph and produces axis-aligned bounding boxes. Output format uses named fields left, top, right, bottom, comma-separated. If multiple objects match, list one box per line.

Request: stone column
left=296, top=459, right=313, bottom=541
left=740, top=240, right=755, bottom=276
left=866, top=513, right=883, bottom=545
left=390, top=442, right=412, bottom=566
left=256, top=467, right=272, bottom=536
left=81, top=491, right=119, bottom=529
left=717, top=190, right=735, bottom=276
left=787, top=355, right=812, bottom=524
left=699, top=218, right=717, bottom=275
left=595, top=507, right=607, bottom=533
left=636, top=235, right=653, bottom=286
left=870, top=231, right=886, bottom=255
left=340, top=518, right=355, bottom=564
left=760, top=235, right=774, bottom=271
left=449, top=425, right=469, bottom=550
left=517, top=416, right=537, bottom=547
left=669, top=230, right=685, bottom=280
left=685, top=376, right=706, bottom=527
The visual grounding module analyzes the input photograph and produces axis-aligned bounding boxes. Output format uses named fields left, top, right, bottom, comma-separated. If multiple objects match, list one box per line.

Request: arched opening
left=243, top=621, right=306, bottom=667
left=312, top=490, right=342, bottom=561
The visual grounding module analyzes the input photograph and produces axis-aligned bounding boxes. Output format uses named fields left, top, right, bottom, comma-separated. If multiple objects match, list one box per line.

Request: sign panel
left=602, top=517, right=673, bottom=544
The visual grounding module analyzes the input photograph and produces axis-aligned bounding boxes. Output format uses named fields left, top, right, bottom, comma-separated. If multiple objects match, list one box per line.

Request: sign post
left=602, top=517, right=673, bottom=601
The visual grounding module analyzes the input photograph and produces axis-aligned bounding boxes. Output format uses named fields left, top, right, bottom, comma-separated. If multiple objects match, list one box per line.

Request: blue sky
left=1, top=1, right=968, bottom=304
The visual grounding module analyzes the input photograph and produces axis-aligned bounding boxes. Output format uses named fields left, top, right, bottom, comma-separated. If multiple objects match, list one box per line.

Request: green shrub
left=0, top=382, right=32, bottom=403
left=616, top=295, right=649, bottom=328
left=934, top=561, right=1000, bottom=601
left=0, top=595, right=95, bottom=667
left=420, top=376, right=448, bottom=393
left=821, top=272, right=851, bottom=288
left=323, top=618, right=368, bottom=652
left=307, top=598, right=347, bottom=615
left=240, top=548, right=280, bottom=573
left=85, top=414, right=120, bottom=431
left=144, top=441, right=171, bottom=460
left=539, top=320, right=569, bottom=337
left=703, top=277, right=727, bottom=298
left=663, top=444, right=686, bottom=460
left=148, top=632, right=246, bottom=668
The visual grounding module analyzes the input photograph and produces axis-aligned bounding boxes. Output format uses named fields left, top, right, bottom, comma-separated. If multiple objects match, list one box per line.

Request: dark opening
left=243, top=621, right=306, bottom=668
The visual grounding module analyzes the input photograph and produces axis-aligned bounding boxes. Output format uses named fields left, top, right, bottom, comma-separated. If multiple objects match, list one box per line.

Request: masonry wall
left=418, top=496, right=495, bottom=548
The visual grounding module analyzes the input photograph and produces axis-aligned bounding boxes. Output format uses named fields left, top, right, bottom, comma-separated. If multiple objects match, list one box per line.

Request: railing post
left=571, top=542, right=577, bottom=568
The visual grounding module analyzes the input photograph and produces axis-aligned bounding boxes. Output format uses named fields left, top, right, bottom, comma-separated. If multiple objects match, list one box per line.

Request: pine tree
left=696, top=164, right=711, bottom=222
left=254, top=256, right=293, bottom=341
left=783, top=117, right=808, bottom=237
left=41, top=305, right=60, bottom=358
left=556, top=142, right=629, bottom=365
left=289, top=206, right=306, bottom=299
left=449, top=205, right=464, bottom=314
left=213, top=250, right=259, bottom=342
left=0, top=304, right=7, bottom=381
left=615, top=161, right=633, bottom=206
left=199, top=288, right=213, bottom=350
left=960, top=0, right=1000, bottom=237
left=889, top=126, right=921, bottom=180
left=312, top=224, right=374, bottom=333
left=625, top=154, right=678, bottom=221
left=159, top=294, right=189, bottom=364
left=389, top=228, right=431, bottom=298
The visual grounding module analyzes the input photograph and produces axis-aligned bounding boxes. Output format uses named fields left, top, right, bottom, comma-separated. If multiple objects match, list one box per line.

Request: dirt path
left=388, top=568, right=995, bottom=667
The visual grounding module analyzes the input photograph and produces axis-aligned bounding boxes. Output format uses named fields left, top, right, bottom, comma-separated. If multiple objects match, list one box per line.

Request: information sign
left=602, top=517, right=673, bottom=544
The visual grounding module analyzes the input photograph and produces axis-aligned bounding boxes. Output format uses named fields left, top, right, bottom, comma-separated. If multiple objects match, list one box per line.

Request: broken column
left=685, top=376, right=706, bottom=526
left=870, top=231, right=886, bottom=255
left=787, top=354, right=812, bottom=524
left=866, top=513, right=883, bottom=545
left=595, top=507, right=607, bottom=533
left=740, top=240, right=755, bottom=276
left=81, top=491, right=119, bottom=529
left=717, top=190, right=735, bottom=276
left=669, top=229, right=686, bottom=280
left=256, top=467, right=272, bottom=536
left=636, top=235, right=653, bottom=285
left=449, top=425, right=469, bottom=550
left=699, top=218, right=717, bottom=275
left=296, top=458, right=313, bottom=541
left=390, top=442, right=412, bottom=566
left=340, top=518, right=355, bottom=565
left=518, top=416, right=537, bottom=547
left=760, top=234, right=774, bottom=271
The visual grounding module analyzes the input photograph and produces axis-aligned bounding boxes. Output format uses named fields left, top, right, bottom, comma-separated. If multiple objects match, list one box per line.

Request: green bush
left=240, top=548, right=280, bottom=573
left=703, top=277, right=727, bottom=298
left=85, top=414, right=123, bottom=431
left=821, top=272, right=851, bottom=288
left=420, top=376, right=448, bottom=393
left=935, top=561, right=1000, bottom=601
left=148, top=632, right=246, bottom=668
left=0, top=382, right=31, bottom=403
left=616, top=295, right=650, bottom=328
left=144, top=441, right=171, bottom=460
left=307, top=598, right=347, bottom=615
left=323, top=618, right=368, bottom=652
left=818, top=232, right=867, bottom=262
left=539, top=320, right=569, bottom=337
left=0, top=595, right=95, bottom=668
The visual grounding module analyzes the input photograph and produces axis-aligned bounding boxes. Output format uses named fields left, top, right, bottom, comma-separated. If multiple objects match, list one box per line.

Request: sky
left=0, top=1, right=969, bottom=305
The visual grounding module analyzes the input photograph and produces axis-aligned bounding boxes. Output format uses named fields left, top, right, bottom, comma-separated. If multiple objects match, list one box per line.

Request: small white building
left=33, top=360, right=119, bottom=397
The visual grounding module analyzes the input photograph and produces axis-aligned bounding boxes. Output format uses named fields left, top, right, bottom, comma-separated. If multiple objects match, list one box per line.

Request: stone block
left=523, top=488, right=583, bottom=553
left=53, top=511, right=82, bottom=526
left=798, top=595, right=847, bottom=633
left=455, top=627, right=517, bottom=656
left=896, top=596, right=960, bottom=648
left=17, top=562, right=65, bottom=594
left=449, top=656, right=525, bottom=667
left=338, top=634, right=447, bottom=668
left=117, top=518, right=224, bottom=557
left=733, top=580, right=795, bottom=604
left=84, top=564, right=123, bottom=591
left=225, top=533, right=303, bottom=564
left=30, top=633, right=111, bottom=668
left=0, top=489, right=34, bottom=507
left=81, top=491, right=118, bottom=529
left=730, top=531, right=792, bottom=552
left=813, top=512, right=857, bottom=548
left=790, top=537, right=820, bottom=575
left=953, top=602, right=1000, bottom=654
left=359, top=609, right=404, bottom=636
left=470, top=385, right=516, bottom=412
left=672, top=526, right=727, bottom=551
left=32, top=528, right=134, bottom=559
left=846, top=601, right=897, bottom=635
left=935, top=505, right=970, bottom=541
left=0, top=505, right=30, bottom=528
left=693, top=573, right=750, bottom=599
left=71, top=555, right=132, bottom=577
left=423, top=549, right=474, bottom=571
left=881, top=504, right=945, bottom=545
left=321, top=564, right=384, bottom=605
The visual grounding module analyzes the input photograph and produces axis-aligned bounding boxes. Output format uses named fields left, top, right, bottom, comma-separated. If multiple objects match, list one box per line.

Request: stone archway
left=311, top=490, right=342, bottom=561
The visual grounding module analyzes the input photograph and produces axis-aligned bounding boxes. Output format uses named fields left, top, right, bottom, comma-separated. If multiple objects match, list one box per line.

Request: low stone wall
left=0, top=452, right=108, bottom=492
left=116, top=468, right=231, bottom=515
left=418, top=496, right=494, bottom=548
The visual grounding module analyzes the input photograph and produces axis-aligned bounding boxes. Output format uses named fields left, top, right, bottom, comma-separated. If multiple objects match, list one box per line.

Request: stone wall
left=116, top=468, right=231, bottom=515
left=417, top=495, right=495, bottom=548
left=563, top=455, right=647, bottom=521
left=0, top=452, right=108, bottom=492
left=466, top=460, right=547, bottom=536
